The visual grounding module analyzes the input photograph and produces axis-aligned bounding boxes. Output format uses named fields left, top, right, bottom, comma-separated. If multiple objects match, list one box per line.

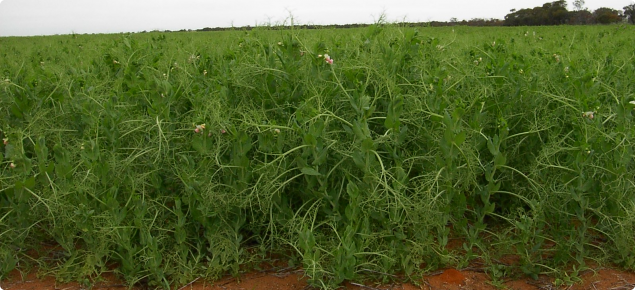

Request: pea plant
left=0, top=24, right=634, bottom=289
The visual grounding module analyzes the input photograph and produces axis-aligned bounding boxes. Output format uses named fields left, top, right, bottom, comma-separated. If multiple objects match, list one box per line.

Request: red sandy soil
left=2, top=264, right=635, bottom=290
left=2, top=242, right=634, bottom=290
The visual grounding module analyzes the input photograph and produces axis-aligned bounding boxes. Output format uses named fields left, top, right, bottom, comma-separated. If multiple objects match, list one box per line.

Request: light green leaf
left=301, top=167, right=322, bottom=176
left=454, top=131, right=466, bottom=146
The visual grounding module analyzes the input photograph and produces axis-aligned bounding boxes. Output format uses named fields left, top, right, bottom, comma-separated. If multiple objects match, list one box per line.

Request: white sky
left=0, top=0, right=631, bottom=36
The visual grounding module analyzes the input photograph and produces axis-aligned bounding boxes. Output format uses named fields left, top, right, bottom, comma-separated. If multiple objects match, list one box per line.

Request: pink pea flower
left=194, top=124, right=206, bottom=134
left=582, top=111, right=594, bottom=119
left=324, top=54, right=333, bottom=65
left=220, top=129, right=227, bottom=134
left=10, top=162, right=16, bottom=169
left=2, top=138, right=7, bottom=145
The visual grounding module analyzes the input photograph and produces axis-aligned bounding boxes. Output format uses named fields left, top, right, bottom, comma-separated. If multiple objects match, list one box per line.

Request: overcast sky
left=0, top=0, right=631, bottom=36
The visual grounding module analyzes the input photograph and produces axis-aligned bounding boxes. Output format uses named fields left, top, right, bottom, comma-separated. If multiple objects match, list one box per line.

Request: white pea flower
left=582, top=111, right=594, bottom=119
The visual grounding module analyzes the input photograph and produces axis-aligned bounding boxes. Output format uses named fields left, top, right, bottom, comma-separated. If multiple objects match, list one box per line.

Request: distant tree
left=572, top=0, right=586, bottom=11
left=468, top=18, right=486, bottom=26
left=569, top=0, right=591, bottom=24
left=624, top=3, right=635, bottom=24
left=593, top=7, right=623, bottom=24
left=568, top=10, right=593, bottom=24
left=548, top=0, right=569, bottom=24
left=504, top=0, right=569, bottom=26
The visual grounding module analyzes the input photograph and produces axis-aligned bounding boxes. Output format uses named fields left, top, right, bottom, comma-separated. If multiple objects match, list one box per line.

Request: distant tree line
left=190, top=21, right=503, bottom=32
left=148, top=0, right=634, bottom=33
left=194, top=23, right=373, bottom=32
left=504, top=0, right=635, bottom=26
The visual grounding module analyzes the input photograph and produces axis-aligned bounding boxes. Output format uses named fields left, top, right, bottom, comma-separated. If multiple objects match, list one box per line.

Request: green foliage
left=1, top=25, right=635, bottom=288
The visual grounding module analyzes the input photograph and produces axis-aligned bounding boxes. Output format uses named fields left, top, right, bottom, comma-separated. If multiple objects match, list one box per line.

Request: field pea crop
left=1, top=24, right=634, bottom=288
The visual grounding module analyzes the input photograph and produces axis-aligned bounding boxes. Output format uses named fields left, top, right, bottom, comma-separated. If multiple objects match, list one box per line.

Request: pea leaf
left=301, top=167, right=322, bottom=176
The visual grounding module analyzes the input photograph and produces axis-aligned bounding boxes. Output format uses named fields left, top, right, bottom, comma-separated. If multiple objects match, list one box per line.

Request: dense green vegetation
left=1, top=24, right=635, bottom=289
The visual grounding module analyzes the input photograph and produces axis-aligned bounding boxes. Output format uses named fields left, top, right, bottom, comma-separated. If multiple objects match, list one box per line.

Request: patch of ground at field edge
left=190, top=270, right=308, bottom=290
left=3, top=266, right=635, bottom=290
left=0, top=269, right=128, bottom=290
